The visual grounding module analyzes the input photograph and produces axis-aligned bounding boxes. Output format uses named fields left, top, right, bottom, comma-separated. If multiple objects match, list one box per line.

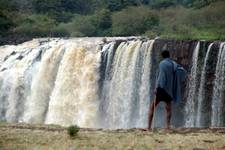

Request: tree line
left=0, top=0, right=224, bottom=44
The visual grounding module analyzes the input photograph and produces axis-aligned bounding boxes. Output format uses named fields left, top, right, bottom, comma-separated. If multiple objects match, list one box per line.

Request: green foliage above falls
left=54, top=9, right=112, bottom=37
left=157, top=2, right=225, bottom=40
left=13, top=14, right=56, bottom=37
left=0, top=0, right=225, bottom=44
left=0, top=12, right=14, bottom=36
left=112, top=6, right=159, bottom=36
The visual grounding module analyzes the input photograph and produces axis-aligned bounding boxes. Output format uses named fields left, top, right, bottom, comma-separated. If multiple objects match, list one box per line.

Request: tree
left=112, top=6, right=159, bottom=36
left=55, top=9, right=112, bottom=37
left=190, top=0, right=219, bottom=8
left=0, top=0, right=16, bottom=35
left=61, top=0, right=96, bottom=14
left=13, top=14, right=56, bottom=36
left=105, top=0, right=148, bottom=11
left=0, top=12, right=14, bottom=35
left=106, top=0, right=123, bottom=11
left=93, top=9, right=112, bottom=36
left=151, top=0, right=176, bottom=8
left=56, top=15, right=97, bottom=37
left=94, top=9, right=111, bottom=29
left=32, top=0, right=62, bottom=13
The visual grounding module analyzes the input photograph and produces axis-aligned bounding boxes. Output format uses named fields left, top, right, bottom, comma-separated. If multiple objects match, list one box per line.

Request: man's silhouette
left=148, top=50, right=177, bottom=129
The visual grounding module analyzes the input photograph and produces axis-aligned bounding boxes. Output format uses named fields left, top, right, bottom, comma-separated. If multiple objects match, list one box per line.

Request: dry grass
left=0, top=122, right=225, bottom=150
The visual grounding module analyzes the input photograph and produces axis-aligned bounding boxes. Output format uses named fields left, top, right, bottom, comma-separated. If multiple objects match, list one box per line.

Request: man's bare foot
left=148, top=128, right=153, bottom=131
left=164, top=126, right=174, bottom=133
left=141, top=128, right=152, bottom=131
left=166, top=125, right=172, bottom=130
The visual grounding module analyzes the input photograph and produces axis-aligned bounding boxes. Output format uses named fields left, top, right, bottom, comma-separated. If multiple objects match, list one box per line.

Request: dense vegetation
left=0, top=0, right=224, bottom=44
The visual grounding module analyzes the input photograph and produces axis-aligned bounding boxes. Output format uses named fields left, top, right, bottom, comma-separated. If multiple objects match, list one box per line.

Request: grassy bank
left=0, top=122, right=225, bottom=150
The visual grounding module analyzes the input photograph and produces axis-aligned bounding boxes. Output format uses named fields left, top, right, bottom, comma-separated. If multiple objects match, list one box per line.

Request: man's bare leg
left=148, top=98, right=160, bottom=129
left=165, top=101, right=172, bottom=129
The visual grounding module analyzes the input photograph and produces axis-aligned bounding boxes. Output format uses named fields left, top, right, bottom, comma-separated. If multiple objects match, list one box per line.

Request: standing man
left=148, top=50, right=177, bottom=129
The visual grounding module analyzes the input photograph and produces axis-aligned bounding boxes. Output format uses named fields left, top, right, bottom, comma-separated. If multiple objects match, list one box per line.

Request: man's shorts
left=156, top=87, right=173, bottom=103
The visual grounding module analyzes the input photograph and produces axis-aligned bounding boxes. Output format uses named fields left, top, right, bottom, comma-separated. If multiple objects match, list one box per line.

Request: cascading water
left=211, top=42, right=225, bottom=127
left=23, top=41, right=65, bottom=123
left=0, top=38, right=102, bottom=128
left=196, top=43, right=213, bottom=127
left=0, top=40, right=48, bottom=122
left=0, top=37, right=224, bottom=129
left=185, top=42, right=200, bottom=127
left=45, top=42, right=100, bottom=127
left=99, top=40, right=154, bottom=129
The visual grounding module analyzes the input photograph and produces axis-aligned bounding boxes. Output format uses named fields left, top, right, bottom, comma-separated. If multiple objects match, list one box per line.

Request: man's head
left=161, top=50, right=170, bottom=58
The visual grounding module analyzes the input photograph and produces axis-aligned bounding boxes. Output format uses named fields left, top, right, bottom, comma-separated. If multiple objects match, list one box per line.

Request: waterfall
left=0, top=38, right=225, bottom=129
left=44, top=41, right=100, bottom=127
left=211, top=42, right=225, bottom=127
left=0, top=40, right=49, bottom=122
left=185, top=42, right=200, bottom=127
left=23, top=40, right=65, bottom=123
left=99, top=40, right=154, bottom=129
left=196, top=43, right=213, bottom=127
left=0, top=38, right=101, bottom=127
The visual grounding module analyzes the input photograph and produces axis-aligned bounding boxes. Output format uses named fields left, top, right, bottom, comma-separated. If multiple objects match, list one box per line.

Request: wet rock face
left=0, top=36, right=32, bottom=46
left=199, top=43, right=220, bottom=126
left=153, top=39, right=220, bottom=87
left=152, top=39, right=223, bottom=127
left=153, top=39, right=198, bottom=72
left=153, top=39, right=220, bottom=71
left=152, top=40, right=199, bottom=127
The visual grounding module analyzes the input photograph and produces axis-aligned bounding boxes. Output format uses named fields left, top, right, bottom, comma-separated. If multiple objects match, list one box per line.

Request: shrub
left=0, top=12, right=14, bottom=35
left=158, top=1, right=225, bottom=40
left=106, top=0, right=124, bottom=11
left=92, top=9, right=112, bottom=36
left=93, top=9, right=111, bottom=30
left=54, top=9, right=112, bottom=37
left=151, top=0, right=176, bottom=9
left=144, top=30, right=159, bottom=39
left=52, top=24, right=70, bottom=37
left=13, top=14, right=56, bottom=37
left=56, top=15, right=96, bottom=37
left=67, top=125, right=80, bottom=137
left=112, top=6, right=159, bottom=36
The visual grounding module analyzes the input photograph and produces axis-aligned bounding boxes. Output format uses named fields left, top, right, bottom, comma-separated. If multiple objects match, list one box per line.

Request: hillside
left=0, top=0, right=225, bottom=45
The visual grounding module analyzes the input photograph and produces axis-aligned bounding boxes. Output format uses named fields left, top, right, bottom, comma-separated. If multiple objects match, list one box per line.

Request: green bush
left=151, top=0, right=176, bottom=9
left=92, top=9, right=112, bottom=36
left=13, top=14, right=56, bottom=37
left=157, top=1, right=225, bottom=40
left=144, top=30, right=159, bottom=39
left=52, top=24, right=70, bottom=37
left=67, top=125, right=80, bottom=137
left=56, top=14, right=96, bottom=37
left=54, top=9, right=112, bottom=37
left=0, top=12, right=14, bottom=35
left=93, top=9, right=111, bottom=30
left=106, top=0, right=123, bottom=11
left=112, top=6, right=159, bottom=36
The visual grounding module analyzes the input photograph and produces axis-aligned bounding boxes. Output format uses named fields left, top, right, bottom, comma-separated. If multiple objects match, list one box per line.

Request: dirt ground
left=0, top=122, right=225, bottom=150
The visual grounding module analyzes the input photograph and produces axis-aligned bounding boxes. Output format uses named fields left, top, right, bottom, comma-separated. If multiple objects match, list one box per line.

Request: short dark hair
left=161, top=50, right=170, bottom=58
